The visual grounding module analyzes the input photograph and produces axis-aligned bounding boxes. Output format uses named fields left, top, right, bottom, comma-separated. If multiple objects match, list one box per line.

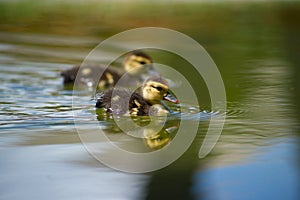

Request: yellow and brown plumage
left=95, top=89, right=149, bottom=116
left=61, top=65, right=121, bottom=88
left=95, top=76, right=178, bottom=116
left=61, top=50, right=155, bottom=89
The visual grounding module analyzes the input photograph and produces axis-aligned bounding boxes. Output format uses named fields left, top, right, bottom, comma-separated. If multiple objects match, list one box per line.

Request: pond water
left=0, top=1, right=300, bottom=200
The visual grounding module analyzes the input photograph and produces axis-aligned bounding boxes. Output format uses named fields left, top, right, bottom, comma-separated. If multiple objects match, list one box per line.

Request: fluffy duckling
left=95, top=76, right=178, bottom=116
left=61, top=50, right=155, bottom=89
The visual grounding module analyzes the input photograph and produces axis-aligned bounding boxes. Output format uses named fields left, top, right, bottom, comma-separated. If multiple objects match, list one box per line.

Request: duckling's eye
left=153, top=86, right=163, bottom=91
left=140, top=61, right=146, bottom=65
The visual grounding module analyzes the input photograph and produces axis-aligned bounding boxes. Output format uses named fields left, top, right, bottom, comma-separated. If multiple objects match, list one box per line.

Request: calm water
left=0, top=1, right=300, bottom=200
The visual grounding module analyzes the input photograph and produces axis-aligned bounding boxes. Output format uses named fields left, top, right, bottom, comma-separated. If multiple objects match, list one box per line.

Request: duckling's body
left=95, top=89, right=149, bottom=116
left=61, top=65, right=121, bottom=88
left=61, top=51, right=155, bottom=89
left=95, top=77, right=178, bottom=116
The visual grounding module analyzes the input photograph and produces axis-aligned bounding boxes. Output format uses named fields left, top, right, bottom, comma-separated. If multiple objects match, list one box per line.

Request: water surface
left=0, top=1, right=299, bottom=200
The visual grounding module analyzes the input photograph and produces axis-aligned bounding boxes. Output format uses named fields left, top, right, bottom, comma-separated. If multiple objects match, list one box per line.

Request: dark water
left=0, top=1, right=300, bottom=200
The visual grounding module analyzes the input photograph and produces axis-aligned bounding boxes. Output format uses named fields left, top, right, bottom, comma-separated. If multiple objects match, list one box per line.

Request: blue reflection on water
left=193, top=138, right=300, bottom=200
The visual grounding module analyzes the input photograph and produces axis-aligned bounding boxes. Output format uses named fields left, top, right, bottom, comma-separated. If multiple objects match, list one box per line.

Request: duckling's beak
left=163, top=92, right=179, bottom=104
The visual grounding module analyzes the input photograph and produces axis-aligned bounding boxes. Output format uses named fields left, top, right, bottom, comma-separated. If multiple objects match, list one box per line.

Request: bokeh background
left=0, top=0, right=299, bottom=200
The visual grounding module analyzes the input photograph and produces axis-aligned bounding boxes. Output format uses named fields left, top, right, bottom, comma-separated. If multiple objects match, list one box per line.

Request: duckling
left=61, top=50, right=156, bottom=89
left=95, top=76, right=178, bottom=116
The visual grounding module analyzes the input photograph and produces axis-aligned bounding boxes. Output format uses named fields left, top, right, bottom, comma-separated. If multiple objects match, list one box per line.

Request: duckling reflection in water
left=95, top=76, right=178, bottom=116
left=96, top=112, right=178, bottom=150
left=143, top=125, right=177, bottom=150
left=61, top=50, right=157, bottom=89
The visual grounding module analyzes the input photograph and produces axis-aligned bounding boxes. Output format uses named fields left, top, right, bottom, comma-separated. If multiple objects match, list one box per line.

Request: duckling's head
left=123, top=50, right=153, bottom=76
left=142, top=77, right=178, bottom=105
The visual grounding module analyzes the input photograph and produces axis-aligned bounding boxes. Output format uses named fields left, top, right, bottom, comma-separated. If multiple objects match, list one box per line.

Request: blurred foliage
left=0, top=0, right=292, bottom=37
